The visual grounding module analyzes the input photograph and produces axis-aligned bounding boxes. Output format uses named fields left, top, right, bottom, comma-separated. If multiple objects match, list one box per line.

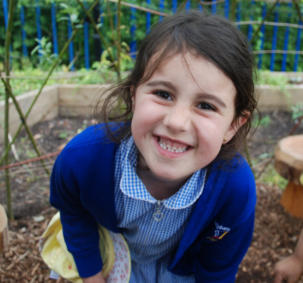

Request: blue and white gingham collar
left=119, top=137, right=207, bottom=209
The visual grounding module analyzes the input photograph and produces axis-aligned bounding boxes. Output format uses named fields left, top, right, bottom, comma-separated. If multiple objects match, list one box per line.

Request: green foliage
left=1, top=0, right=302, bottom=72
left=291, top=104, right=303, bottom=120
left=252, top=152, right=287, bottom=190
left=252, top=114, right=271, bottom=129
left=31, top=37, right=58, bottom=70
left=0, top=67, right=119, bottom=98
left=93, top=41, right=134, bottom=73
left=58, top=130, right=70, bottom=139
left=255, top=71, right=289, bottom=86
left=259, top=163, right=288, bottom=189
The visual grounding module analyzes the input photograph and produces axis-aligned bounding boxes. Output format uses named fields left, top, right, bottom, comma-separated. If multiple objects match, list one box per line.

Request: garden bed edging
left=0, top=83, right=302, bottom=144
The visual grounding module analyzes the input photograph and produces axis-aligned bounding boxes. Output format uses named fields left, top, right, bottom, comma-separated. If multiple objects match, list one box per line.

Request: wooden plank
left=58, top=84, right=110, bottom=117
left=256, top=85, right=303, bottom=110
left=0, top=85, right=58, bottom=144
left=0, top=205, right=8, bottom=253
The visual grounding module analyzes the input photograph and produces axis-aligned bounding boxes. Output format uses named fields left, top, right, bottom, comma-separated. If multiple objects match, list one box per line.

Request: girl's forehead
left=145, top=50, right=225, bottom=81
left=143, top=49, right=196, bottom=79
left=142, top=52, right=236, bottom=97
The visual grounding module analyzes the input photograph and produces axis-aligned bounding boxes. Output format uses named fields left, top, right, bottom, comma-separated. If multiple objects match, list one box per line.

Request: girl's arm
left=49, top=125, right=119, bottom=279
left=83, top=272, right=106, bottom=283
left=274, top=229, right=303, bottom=283
left=50, top=151, right=104, bottom=278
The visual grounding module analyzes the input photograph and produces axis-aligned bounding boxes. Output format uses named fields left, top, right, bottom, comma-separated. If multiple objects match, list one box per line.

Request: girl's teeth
left=159, top=138, right=187, bottom=153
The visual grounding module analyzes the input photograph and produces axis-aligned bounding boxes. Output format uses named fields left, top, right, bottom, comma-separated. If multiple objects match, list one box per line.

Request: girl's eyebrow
left=145, top=80, right=176, bottom=91
left=146, top=80, right=227, bottom=108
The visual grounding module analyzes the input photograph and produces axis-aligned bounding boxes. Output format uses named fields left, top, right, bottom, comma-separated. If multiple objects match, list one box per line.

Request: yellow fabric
left=41, top=212, right=115, bottom=282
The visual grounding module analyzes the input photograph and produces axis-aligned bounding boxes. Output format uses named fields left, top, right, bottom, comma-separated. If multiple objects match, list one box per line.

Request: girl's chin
left=151, top=169, right=190, bottom=184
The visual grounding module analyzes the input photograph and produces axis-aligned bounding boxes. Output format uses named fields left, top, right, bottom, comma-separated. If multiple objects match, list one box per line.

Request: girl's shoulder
left=211, top=154, right=254, bottom=182
left=63, top=123, right=117, bottom=150
left=55, top=123, right=121, bottom=172
left=206, top=154, right=256, bottom=224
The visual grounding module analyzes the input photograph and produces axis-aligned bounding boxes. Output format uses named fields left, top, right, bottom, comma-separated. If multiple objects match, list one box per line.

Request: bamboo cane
left=106, top=0, right=121, bottom=80
left=293, top=0, right=303, bottom=23
left=3, top=0, right=16, bottom=220
left=0, top=0, right=100, bottom=166
left=116, top=0, right=122, bottom=81
left=250, top=0, right=280, bottom=45
left=177, top=0, right=190, bottom=12
left=0, top=77, right=50, bottom=175
left=76, top=0, right=120, bottom=79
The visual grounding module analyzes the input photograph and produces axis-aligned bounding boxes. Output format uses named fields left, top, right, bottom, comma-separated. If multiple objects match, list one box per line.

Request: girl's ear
left=223, top=111, right=250, bottom=144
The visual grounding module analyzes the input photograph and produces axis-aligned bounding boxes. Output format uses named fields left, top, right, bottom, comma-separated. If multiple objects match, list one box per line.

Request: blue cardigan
left=50, top=124, right=256, bottom=282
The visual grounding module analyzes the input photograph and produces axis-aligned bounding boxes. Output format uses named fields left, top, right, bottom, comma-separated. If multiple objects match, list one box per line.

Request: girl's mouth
left=157, top=136, right=190, bottom=153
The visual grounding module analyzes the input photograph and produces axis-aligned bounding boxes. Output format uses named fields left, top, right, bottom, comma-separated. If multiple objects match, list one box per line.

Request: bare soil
left=0, top=110, right=303, bottom=282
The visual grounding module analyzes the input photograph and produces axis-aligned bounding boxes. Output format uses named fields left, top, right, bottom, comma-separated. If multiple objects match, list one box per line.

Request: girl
left=49, top=10, right=257, bottom=283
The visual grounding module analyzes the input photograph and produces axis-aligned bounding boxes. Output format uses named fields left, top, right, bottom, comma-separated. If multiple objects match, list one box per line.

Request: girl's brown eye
left=197, top=102, right=216, bottom=111
left=153, top=90, right=172, bottom=101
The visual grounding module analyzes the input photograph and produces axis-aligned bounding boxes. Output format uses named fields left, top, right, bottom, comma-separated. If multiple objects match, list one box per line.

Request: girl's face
left=131, top=52, right=246, bottom=184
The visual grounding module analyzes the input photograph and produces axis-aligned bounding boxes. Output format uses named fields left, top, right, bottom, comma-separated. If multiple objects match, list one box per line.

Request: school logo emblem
left=207, top=222, right=231, bottom=242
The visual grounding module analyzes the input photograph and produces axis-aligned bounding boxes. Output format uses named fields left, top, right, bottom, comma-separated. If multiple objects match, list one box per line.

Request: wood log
left=274, top=135, right=303, bottom=218
left=0, top=204, right=9, bottom=253
left=280, top=181, right=303, bottom=218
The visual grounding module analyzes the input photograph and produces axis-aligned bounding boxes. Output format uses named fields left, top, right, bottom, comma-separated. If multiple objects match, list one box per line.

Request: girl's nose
left=163, top=106, right=191, bottom=132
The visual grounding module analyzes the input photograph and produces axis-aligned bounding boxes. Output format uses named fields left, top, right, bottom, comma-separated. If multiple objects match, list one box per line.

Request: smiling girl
left=47, top=10, right=257, bottom=283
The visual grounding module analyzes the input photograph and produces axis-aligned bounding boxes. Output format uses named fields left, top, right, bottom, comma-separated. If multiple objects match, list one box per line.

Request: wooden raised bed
left=0, top=84, right=109, bottom=144
left=0, top=82, right=303, bottom=144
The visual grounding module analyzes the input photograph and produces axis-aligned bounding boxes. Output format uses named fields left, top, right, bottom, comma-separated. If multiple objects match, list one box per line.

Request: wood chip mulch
left=0, top=207, right=59, bottom=283
left=0, top=183, right=303, bottom=282
left=237, top=183, right=303, bottom=283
